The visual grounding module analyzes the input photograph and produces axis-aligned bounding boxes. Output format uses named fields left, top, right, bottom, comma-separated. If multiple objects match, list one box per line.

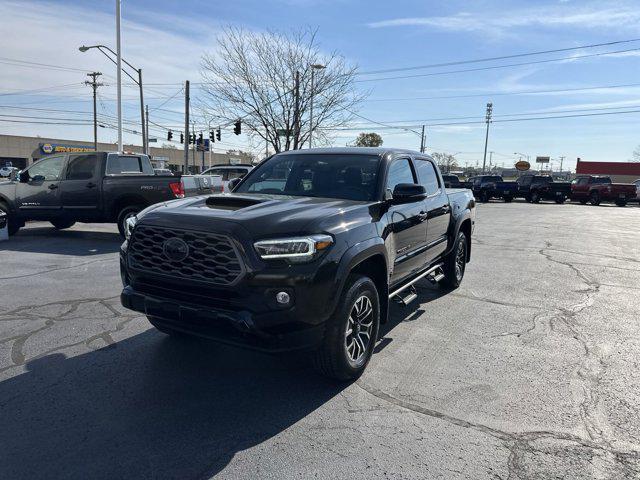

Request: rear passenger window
left=414, top=159, right=440, bottom=195
left=107, top=156, right=145, bottom=175
left=66, top=154, right=98, bottom=180
left=386, top=159, right=415, bottom=192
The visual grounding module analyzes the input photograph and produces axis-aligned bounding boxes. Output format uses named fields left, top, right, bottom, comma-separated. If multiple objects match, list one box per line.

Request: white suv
left=202, top=164, right=253, bottom=191
left=0, top=166, right=18, bottom=178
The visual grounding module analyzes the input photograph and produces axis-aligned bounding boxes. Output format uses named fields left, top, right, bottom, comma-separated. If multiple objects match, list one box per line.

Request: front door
left=414, top=158, right=451, bottom=263
left=571, top=177, right=589, bottom=199
left=59, top=153, right=100, bottom=219
left=15, top=155, right=65, bottom=219
left=385, top=158, right=428, bottom=285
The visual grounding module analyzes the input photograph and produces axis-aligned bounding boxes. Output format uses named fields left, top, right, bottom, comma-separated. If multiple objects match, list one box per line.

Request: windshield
left=483, top=176, right=503, bottom=183
left=235, top=153, right=381, bottom=201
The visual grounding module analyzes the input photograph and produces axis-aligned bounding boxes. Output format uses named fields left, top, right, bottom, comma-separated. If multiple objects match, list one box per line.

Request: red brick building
left=576, top=158, right=640, bottom=183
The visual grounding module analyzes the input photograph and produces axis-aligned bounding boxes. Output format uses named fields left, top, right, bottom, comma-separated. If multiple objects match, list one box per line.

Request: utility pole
left=145, top=104, right=149, bottom=156
left=115, top=0, right=123, bottom=152
left=200, top=132, right=205, bottom=171
left=293, top=70, right=300, bottom=150
left=489, top=150, right=494, bottom=170
left=559, top=156, right=565, bottom=173
left=481, top=102, right=493, bottom=174
left=183, top=80, right=190, bottom=173
left=84, top=72, right=103, bottom=151
left=191, top=122, right=196, bottom=172
left=420, top=125, right=426, bottom=153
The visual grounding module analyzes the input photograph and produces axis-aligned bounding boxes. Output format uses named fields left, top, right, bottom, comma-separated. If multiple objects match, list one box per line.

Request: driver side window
left=386, top=159, right=415, bottom=193
left=27, top=156, right=64, bottom=181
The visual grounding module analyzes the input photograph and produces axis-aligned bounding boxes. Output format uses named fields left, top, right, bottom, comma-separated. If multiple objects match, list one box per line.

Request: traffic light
left=180, top=133, right=184, bottom=144
left=198, top=132, right=204, bottom=144
left=209, top=130, right=215, bottom=142
left=167, top=130, right=173, bottom=141
left=216, top=128, right=221, bottom=141
left=234, top=120, right=241, bottom=135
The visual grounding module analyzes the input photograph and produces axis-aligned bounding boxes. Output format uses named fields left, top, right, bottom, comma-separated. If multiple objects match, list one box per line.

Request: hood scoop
left=205, top=195, right=265, bottom=211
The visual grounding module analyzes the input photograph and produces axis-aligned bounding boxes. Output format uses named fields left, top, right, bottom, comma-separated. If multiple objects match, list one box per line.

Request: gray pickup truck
left=0, top=152, right=184, bottom=237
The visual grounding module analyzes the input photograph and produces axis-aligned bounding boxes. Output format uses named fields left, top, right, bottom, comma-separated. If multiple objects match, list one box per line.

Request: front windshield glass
left=235, top=154, right=381, bottom=201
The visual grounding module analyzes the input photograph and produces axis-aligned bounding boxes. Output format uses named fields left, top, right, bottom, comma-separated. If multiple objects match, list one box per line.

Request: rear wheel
left=313, top=274, right=380, bottom=381
left=615, top=200, right=627, bottom=207
left=439, top=231, right=468, bottom=290
left=530, top=191, right=541, bottom=203
left=0, top=202, right=20, bottom=236
left=579, top=199, right=588, bottom=205
left=503, top=195, right=513, bottom=203
left=117, top=205, right=144, bottom=238
left=589, top=191, right=601, bottom=206
left=555, top=196, right=566, bottom=204
left=50, top=219, right=76, bottom=230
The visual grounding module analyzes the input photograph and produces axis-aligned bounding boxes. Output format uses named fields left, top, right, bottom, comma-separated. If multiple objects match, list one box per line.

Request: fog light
left=276, top=291, right=290, bottom=305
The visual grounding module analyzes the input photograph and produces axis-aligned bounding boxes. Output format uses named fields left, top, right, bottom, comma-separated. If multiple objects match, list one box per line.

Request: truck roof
left=276, top=147, right=422, bottom=157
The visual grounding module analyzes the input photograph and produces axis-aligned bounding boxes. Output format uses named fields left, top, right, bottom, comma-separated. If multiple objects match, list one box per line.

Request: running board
left=393, top=285, right=417, bottom=306
left=388, top=263, right=444, bottom=301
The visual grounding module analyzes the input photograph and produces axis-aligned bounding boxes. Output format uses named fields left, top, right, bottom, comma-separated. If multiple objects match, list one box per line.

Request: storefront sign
left=40, top=143, right=94, bottom=154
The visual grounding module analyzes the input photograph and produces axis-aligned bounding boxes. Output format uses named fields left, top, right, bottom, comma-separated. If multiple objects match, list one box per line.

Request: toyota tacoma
left=119, top=148, right=476, bottom=380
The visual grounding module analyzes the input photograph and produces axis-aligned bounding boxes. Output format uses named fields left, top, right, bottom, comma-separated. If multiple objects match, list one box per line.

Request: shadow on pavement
left=0, top=330, right=346, bottom=480
left=2, top=226, right=122, bottom=256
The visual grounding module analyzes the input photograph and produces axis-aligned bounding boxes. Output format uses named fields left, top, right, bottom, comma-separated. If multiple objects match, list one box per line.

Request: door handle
left=48, top=184, right=58, bottom=190
left=418, top=211, right=429, bottom=221
left=442, top=205, right=451, bottom=213
left=86, top=182, right=97, bottom=188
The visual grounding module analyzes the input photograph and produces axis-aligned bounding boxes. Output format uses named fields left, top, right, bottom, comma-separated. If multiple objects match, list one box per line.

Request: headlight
left=254, top=235, right=333, bottom=260
left=124, top=216, right=137, bottom=240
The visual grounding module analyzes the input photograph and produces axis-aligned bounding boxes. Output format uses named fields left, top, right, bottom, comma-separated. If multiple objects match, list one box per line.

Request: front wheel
left=589, top=191, right=601, bottom=206
left=530, top=191, right=541, bottom=203
left=615, top=200, right=627, bottom=207
left=439, top=231, right=468, bottom=290
left=0, top=202, right=21, bottom=236
left=313, top=274, right=380, bottom=381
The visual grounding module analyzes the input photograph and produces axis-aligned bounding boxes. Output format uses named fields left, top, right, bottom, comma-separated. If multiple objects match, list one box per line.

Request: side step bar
left=388, top=263, right=445, bottom=305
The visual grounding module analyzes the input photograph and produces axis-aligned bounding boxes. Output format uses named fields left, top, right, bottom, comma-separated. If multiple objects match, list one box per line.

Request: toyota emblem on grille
left=162, top=237, right=189, bottom=262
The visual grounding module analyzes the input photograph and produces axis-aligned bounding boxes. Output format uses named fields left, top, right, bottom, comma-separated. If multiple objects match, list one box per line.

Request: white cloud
left=367, top=3, right=640, bottom=35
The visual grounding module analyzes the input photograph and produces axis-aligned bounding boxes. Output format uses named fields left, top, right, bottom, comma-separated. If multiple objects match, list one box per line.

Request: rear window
left=106, top=155, right=153, bottom=175
left=483, top=176, right=503, bottom=183
left=592, top=177, right=611, bottom=184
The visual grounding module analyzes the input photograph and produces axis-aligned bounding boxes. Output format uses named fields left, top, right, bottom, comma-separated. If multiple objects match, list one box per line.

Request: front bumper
left=121, top=285, right=325, bottom=352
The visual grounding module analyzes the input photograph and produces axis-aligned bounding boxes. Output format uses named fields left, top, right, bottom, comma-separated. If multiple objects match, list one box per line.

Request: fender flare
left=0, top=193, right=17, bottom=215
left=444, top=210, right=472, bottom=257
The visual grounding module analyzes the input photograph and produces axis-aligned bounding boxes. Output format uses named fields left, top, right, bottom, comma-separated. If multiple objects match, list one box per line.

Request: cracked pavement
left=0, top=202, right=639, bottom=479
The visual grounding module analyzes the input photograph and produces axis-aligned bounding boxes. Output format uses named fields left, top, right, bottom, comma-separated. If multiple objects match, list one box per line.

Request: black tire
left=589, top=191, right=601, bottom=206
left=555, top=196, right=566, bottom=204
left=117, top=205, right=144, bottom=238
left=439, top=231, right=468, bottom=290
left=525, top=194, right=532, bottom=203
left=503, top=195, right=513, bottom=203
left=579, top=199, right=588, bottom=205
left=148, top=316, right=187, bottom=337
left=479, top=190, right=490, bottom=203
left=50, top=219, right=76, bottom=230
left=313, top=274, right=380, bottom=381
left=530, top=191, right=541, bottom=204
left=615, top=200, right=627, bottom=207
left=0, top=202, right=20, bottom=236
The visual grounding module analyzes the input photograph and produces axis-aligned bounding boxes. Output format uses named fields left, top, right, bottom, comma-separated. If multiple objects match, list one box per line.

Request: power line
left=355, top=47, right=640, bottom=83
left=357, top=38, right=640, bottom=75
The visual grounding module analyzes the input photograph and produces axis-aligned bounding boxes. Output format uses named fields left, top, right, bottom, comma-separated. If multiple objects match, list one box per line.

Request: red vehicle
left=570, top=175, right=636, bottom=207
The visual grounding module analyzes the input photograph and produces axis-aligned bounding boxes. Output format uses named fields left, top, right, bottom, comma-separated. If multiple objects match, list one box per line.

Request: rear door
left=59, top=153, right=101, bottom=218
left=15, top=155, right=65, bottom=219
left=414, top=158, right=451, bottom=263
left=385, top=157, right=429, bottom=285
left=571, top=177, right=589, bottom=198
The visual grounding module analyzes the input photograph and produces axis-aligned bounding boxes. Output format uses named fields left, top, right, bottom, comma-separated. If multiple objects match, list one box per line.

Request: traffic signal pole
left=183, top=80, right=190, bottom=173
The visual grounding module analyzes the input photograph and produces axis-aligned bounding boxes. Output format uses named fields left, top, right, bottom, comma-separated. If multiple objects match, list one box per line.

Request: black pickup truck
left=467, top=175, right=518, bottom=202
left=516, top=175, right=571, bottom=203
left=0, top=152, right=184, bottom=237
left=119, top=147, right=476, bottom=380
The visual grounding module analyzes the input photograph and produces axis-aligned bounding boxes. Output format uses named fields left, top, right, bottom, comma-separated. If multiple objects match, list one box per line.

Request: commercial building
left=576, top=158, right=640, bottom=183
left=0, top=134, right=254, bottom=172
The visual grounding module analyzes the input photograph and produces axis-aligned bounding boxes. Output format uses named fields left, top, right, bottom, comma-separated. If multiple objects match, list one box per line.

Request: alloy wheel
left=455, top=237, right=466, bottom=281
left=345, top=295, right=374, bottom=364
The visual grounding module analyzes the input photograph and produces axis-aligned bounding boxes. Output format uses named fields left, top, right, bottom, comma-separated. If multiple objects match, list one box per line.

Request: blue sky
left=1, top=0, right=640, bottom=170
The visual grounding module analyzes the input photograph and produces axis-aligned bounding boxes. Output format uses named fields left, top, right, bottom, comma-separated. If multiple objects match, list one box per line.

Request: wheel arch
left=110, top=194, right=149, bottom=220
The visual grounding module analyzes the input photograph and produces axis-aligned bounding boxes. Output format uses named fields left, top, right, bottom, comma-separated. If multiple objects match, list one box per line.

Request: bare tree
left=431, top=152, right=458, bottom=173
left=199, top=27, right=363, bottom=154
left=632, top=145, right=640, bottom=162
left=354, top=132, right=383, bottom=147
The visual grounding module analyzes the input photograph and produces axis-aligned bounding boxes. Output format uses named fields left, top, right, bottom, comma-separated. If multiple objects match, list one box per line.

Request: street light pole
left=115, top=0, right=122, bottom=152
left=308, top=64, right=326, bottom=149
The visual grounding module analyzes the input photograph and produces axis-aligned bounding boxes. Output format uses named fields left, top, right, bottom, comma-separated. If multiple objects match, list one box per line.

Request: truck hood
left=138, top=193, right=376, bottom=238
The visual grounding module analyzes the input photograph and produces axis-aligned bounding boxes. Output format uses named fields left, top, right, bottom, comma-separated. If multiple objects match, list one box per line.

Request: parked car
left=0, top=166, right=18, bottom=178
left=516, top=175, right=571, bottom=204
left=570, top=175, right=636, bottom=207
left=154, top=168, right=174, bottom=176
left=442, top=174, right=464, bottom=188
left=467, top=175, right=518, bottom=202
left=633, top=179, right=640, bottom=203
left=0, top=152, right=185, bottom=237
left=120, top=147, right=476, bottom=380
left=202, top=164, right=253, bottom=191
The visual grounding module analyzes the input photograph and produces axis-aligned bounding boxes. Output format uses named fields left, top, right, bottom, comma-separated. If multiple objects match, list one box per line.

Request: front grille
left=128, top=225, right=245, bottom=286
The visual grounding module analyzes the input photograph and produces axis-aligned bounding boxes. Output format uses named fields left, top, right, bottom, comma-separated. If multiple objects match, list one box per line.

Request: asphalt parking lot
left=1, top=201, right=639, bottom=479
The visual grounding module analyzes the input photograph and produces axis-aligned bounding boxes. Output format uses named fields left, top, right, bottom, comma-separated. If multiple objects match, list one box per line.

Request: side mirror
left=18, top=171, right=30, bottom=183
left=391, top=183, right=426, bottom=203
left=228, top=177, right=241, bottom=191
